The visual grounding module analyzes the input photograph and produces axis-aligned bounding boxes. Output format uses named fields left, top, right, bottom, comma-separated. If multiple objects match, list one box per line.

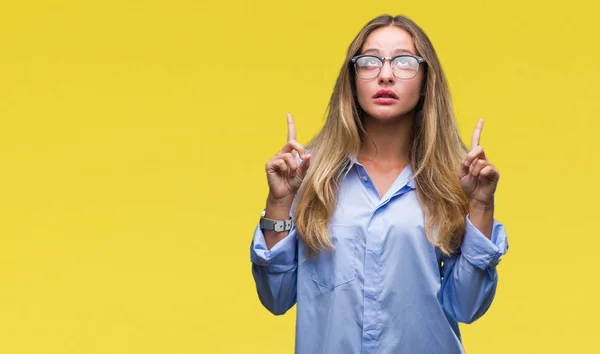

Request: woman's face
left=355, top=26, right=425, bottom=122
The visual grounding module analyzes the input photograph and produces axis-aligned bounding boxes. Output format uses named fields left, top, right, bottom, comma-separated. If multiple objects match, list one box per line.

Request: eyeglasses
left=351, top=54, right=426, bottom=80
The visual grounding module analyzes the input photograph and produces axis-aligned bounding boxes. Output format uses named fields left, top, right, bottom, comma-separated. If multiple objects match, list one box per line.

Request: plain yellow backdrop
left=1, top=0, right=599, bottom=353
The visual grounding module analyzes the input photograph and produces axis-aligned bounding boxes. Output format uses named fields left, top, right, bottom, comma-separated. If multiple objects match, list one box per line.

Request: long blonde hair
left=295, top=15, right=469, bottom=256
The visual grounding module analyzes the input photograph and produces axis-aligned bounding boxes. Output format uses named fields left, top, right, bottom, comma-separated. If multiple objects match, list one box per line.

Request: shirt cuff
left=460, top=215, right=509, bottom=271
left=250, top=222, right=298, bottom=273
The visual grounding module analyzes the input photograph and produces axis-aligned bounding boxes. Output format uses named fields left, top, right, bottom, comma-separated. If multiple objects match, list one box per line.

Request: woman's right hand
left=265, top=113, right=312, bottom=205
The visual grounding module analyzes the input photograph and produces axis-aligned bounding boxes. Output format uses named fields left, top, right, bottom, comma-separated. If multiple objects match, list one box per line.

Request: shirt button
left=361, top=175, right=368, bottom=182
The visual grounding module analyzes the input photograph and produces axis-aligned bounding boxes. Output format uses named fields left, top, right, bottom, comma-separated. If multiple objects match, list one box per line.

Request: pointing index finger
left=471, top=119, right=484, bottom=150
left=287, top=113, right=296, bottom=142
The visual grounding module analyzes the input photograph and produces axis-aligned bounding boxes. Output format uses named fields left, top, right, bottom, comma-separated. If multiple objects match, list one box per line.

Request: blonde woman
left=250, top=14, right=508, bottom=354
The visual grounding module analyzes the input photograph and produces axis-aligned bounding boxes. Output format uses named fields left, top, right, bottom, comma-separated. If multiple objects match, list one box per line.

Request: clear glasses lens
left=355, top=56, right=383, bottom=79
left=391, top=56, right=419, bottom=79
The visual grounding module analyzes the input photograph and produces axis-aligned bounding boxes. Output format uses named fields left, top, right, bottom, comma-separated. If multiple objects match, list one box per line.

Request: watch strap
left=260, top=210, right=292, bottom=232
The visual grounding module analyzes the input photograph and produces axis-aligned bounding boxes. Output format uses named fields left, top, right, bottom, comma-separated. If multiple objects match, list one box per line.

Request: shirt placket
left=355, top=164, right=413, bottom=353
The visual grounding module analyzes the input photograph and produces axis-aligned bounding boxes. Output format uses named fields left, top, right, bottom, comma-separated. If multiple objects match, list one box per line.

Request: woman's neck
left=358, top=114, right=413, bottom=168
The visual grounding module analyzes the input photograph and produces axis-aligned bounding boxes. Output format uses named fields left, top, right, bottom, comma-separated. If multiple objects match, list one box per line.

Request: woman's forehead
left=361, top=26, right=416, bottom=54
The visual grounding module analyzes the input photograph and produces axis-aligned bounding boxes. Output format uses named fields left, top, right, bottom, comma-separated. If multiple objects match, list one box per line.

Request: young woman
left=250, top=14, right=508, bottom=354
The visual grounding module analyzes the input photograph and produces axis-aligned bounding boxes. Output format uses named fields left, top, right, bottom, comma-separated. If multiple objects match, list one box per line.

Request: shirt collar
left=347, top=154, right=416, bottom=189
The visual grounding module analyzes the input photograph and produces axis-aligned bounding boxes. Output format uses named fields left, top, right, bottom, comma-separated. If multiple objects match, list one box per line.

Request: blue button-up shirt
left=251, top=158, right=508, bottom=354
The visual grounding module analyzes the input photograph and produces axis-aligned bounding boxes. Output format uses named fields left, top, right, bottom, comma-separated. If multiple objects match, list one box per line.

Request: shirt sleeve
left=250, top=213, right=299, bottom=315
left=250, top=152, right=306, bottom=315
left=439, top=215, right=509, bottom=324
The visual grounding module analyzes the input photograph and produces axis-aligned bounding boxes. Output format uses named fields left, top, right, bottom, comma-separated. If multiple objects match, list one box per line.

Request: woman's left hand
left=459, top=119, right=500, bottom=207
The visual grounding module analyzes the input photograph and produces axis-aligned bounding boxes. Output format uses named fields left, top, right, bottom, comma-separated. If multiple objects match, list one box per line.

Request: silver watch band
left=260, top=210, right=292, bottom=232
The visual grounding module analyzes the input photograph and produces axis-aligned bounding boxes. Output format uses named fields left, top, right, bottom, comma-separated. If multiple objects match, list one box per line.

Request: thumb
left=297, top=153, right=312, bottom=179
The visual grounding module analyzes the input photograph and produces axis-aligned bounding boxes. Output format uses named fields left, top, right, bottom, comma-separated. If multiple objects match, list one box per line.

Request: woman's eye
left=394, top=57, right=417, bottom=69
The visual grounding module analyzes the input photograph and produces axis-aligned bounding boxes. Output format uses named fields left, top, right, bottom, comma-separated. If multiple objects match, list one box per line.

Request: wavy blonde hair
left=295, top=15, right=469, bottom=256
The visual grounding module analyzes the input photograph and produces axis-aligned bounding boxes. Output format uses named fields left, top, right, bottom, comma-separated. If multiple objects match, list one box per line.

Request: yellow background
left=0, top=0, right=598, bottom=353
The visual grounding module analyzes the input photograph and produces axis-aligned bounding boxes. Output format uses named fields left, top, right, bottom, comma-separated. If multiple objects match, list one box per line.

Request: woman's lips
left=373, top=97, right=398, bottom=105
left=373, top=90, right=399, bottom=104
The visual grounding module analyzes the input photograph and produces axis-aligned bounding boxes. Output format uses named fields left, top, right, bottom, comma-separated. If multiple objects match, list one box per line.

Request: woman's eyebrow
left=362, top=48, right=380, bottom=54
left=361, top=48, right=416, bottom=55
left=392, top=48, right=416, bottom=55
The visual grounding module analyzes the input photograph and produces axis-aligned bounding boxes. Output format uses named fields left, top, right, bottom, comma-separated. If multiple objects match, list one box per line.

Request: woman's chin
left=365, top=107, right=412, bottom=122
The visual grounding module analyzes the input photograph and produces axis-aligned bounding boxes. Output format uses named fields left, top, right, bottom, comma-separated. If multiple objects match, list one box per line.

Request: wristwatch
left=260, top=209, right=292, bottom=232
